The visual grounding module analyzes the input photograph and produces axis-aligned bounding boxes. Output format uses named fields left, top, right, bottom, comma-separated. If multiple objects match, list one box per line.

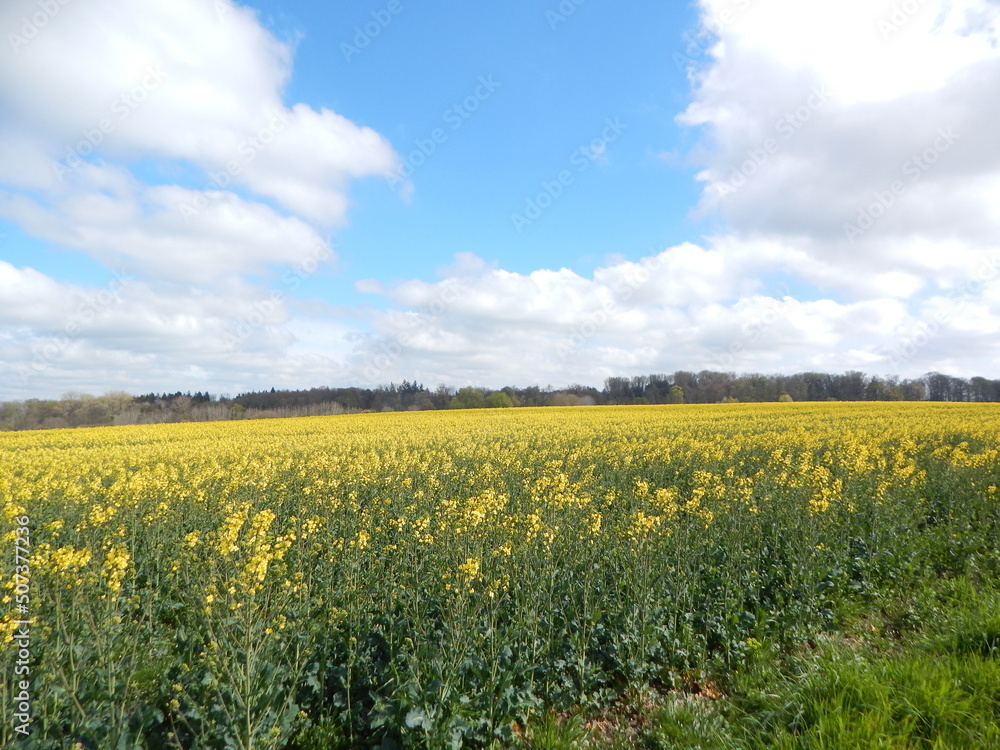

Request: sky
left=1, top=0, right=999, bottom=400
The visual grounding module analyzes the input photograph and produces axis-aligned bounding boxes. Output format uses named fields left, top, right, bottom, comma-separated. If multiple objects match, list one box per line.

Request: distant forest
left=1, top=370, right=998, bottom=431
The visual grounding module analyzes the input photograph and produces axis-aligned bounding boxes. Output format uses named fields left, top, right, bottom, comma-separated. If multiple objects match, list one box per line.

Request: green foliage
left=640, top=578, right=1000, bottom=750
left=519, top=710, right=591, bottom=750
left=449, top=387, right=487, bottom=409
left=449, top=388, right=514, bottom=409
left=3, top=404, right=999, bottom=748
left=485, top=391, right=513, bottom=408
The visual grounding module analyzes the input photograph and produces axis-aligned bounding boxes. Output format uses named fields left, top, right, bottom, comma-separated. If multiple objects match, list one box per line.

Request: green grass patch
left=520, top=576, right=1000, bottom=750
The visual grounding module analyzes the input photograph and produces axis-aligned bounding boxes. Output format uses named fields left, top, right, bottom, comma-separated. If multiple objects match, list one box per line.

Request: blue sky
left=228, top=0, right=706, bottom=295
left=1, top=0, right=999, bottom=399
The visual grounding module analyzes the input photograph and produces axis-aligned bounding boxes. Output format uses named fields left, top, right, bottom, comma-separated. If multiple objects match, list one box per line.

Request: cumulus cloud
left=3, top=241, right=997, bottom=399
left=0, top=0, right=402, bottom=397
left=3, top=0, right=1000, bottom=399
left=341, top=249, right=967, bottom=388
left=0, top=163, right=334, bottom=283
left=0, top=0, right=398, bottom=279
left=680, top=0, right=1000, bottom=290
left=0, top=258, right=355, bottom=399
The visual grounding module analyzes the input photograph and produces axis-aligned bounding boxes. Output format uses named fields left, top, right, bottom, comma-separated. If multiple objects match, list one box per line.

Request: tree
left=668, top=385, right=685, bottom=404
left=970, top=377, right=1000, bottom=402
left=900, top=379, right=927, bottom=401
left=552, top=392, right=581, bottom=407
left=431, top=384, right=455, bottom=410
left=925, top=372, right=951, bottom=401
left=696, top=370, right=730, bottom=404
left=604, top=377, right=632, bottom=405
left=778, top=392, right=793, bottom=402
left=449, top=387, right=486, bottom=410
left=485, top=391, right=513, bottom=408
left=671, top=372, right=698, bottom=401
left=840, top=371, right=868, bottom=401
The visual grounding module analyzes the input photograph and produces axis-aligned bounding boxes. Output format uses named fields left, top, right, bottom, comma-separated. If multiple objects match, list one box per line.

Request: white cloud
left=0, top=0, right=403, bottom=397
left=0, top=260, right=345, bottom=399
left=0, top=0, right=399, bottom=263
left=681, top=0, right=1000, bottom=293
left=4, top=0, right=1000, bottom=399
left=342, top=249, right=971, bottom=387
left=0, top=163, right=334, bottom=283
left=2, top=241, right=997, bottom=400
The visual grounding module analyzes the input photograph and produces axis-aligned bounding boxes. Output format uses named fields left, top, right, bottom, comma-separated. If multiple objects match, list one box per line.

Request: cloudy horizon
left=2, top=0, right=999, bottom=401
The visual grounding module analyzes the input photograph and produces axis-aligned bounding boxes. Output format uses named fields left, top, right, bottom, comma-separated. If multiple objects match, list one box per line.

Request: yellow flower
left=457, top=557, right=480, bottom=583
left=101, top=544, right=130, bottom=594
left=586, top=511, right=602, bottom=535
left=216, top=506, right=248, bottom=556
left=49, top=546, right=93, bottom=575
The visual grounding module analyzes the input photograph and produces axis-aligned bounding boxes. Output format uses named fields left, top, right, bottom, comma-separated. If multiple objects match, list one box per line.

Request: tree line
left=1, top=370, right=998, bottom=431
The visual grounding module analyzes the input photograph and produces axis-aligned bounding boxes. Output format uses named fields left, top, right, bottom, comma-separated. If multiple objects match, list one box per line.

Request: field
left=2, top=402, right=999, bottom=748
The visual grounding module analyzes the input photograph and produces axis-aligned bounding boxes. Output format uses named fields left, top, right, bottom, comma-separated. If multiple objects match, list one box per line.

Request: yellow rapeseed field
left=1, top=402, right=998, bottom=748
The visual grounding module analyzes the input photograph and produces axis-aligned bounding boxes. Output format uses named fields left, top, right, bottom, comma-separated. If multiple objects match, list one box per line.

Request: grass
left=518, top=576, right=1000, bottom=749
